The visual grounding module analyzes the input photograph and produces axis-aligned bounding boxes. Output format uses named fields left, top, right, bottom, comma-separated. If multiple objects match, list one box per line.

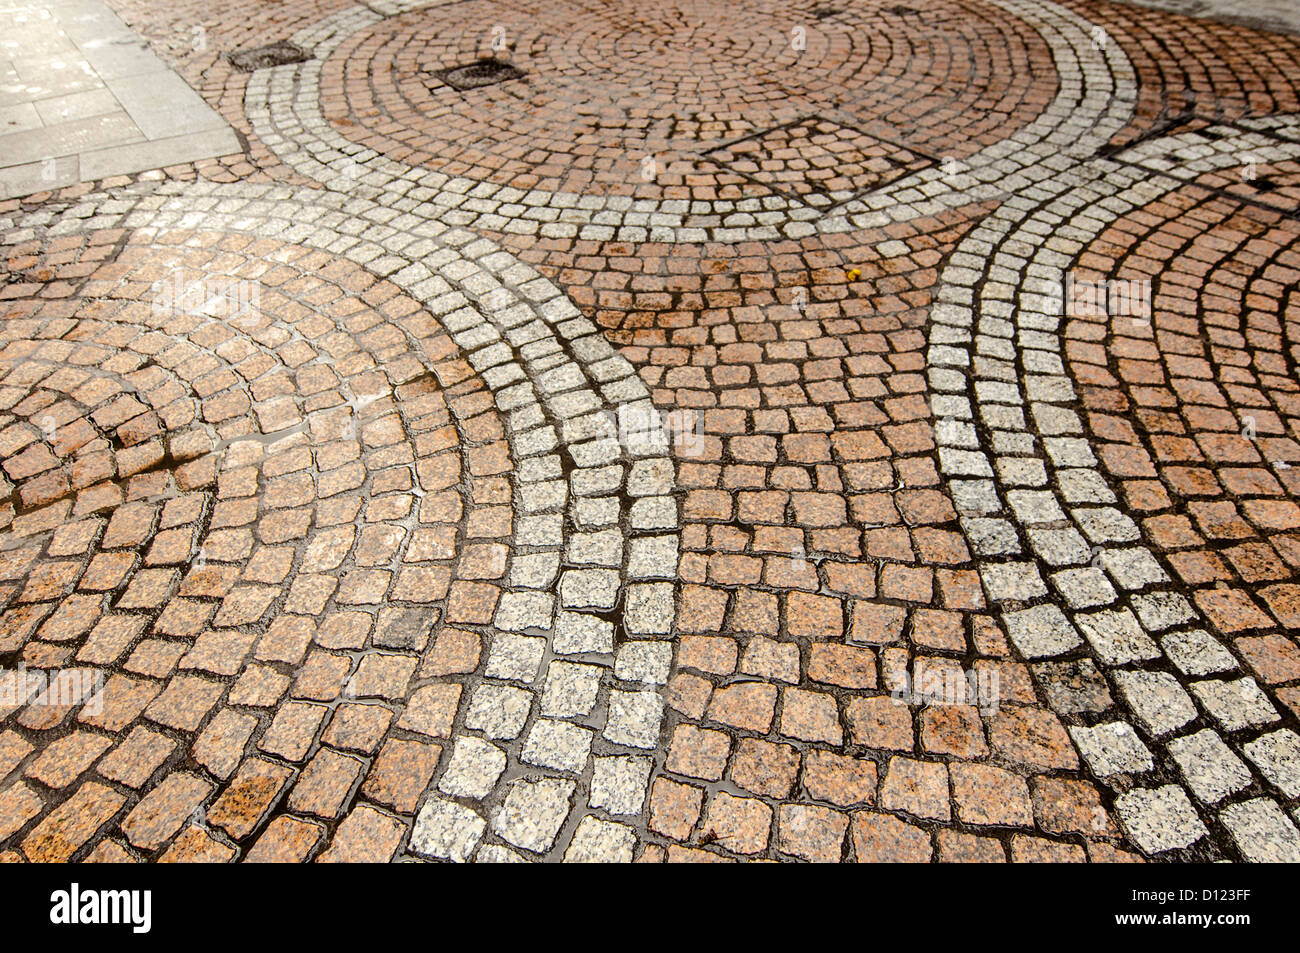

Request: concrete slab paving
left=1113, top=0, right=1300, bottom=35
left=0, top=0, right=239, bottom=199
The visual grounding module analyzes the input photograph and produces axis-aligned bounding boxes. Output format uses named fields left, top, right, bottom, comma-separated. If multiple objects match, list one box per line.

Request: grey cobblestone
left=1114, top=786, right=1208, bottom=855
left=1220, top=799, right=1300, bottom=863
left=1168, top=730, right=1253, bottom=805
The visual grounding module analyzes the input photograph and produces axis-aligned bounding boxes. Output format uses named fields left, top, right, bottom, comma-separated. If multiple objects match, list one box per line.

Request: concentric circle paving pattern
left=3, top=0, right=1300, bottom=863
left=0, top=232, right=541, bottom=861
left=246, top=0, right=1139, bottom=242
left=927, top=117, right=1300, bottom=861
left=0, top=184, right=682, bottom=862
left=1070, top=166, right=1300, bottom=724
left=324, top=0, right=1055, bottom=204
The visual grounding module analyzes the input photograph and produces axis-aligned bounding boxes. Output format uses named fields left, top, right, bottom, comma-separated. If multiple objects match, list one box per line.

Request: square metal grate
left=225, top=41, right=311, bottom=72
left=429, top=59, right=525, bottom=92
left=698, top=116, right=934, bottom=211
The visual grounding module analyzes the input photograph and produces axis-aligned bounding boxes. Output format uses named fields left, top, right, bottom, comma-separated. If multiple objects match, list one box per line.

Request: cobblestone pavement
left=1, top=0, right=1299, bottom=863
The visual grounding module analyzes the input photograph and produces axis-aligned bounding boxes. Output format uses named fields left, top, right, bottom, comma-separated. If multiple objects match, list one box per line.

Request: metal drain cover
left=226, top=41, right=311, bottom=72
left=431, top=59, right=525, bottom=91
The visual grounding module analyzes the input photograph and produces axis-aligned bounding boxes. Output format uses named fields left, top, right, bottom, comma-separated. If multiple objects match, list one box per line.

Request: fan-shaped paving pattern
left=1068, top=166, right=1300, bottom=720
left=0, top=230, right=599, bottom=862
left=925, top=118, right=1300, bottom=861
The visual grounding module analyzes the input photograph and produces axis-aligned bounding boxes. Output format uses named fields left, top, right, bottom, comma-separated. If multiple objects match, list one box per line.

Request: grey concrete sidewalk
left=0, top=0, right=240, bottom=198
left=1110, top=0, right=1300, bottom=36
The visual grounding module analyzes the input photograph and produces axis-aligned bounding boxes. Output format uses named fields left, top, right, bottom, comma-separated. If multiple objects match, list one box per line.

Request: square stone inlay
left=698, top=116, right=933, bottom=211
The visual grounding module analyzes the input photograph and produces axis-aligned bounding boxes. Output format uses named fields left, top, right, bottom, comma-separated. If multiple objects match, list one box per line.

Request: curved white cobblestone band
left=927, top=114, right=1300, bottom=861
left=8, top=0, right=1293, bottom=864
left=243, top=0, right=1136, bottom=244
left=2, top=175, right=681, bottom=862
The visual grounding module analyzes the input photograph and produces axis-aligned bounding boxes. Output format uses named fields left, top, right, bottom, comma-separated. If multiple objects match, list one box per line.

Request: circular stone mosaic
left=0, top=230, right=525, bottom=859
left=1066, top=162, right=1300, bottom=663
left=322, top=0, right=1056, bottom=204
